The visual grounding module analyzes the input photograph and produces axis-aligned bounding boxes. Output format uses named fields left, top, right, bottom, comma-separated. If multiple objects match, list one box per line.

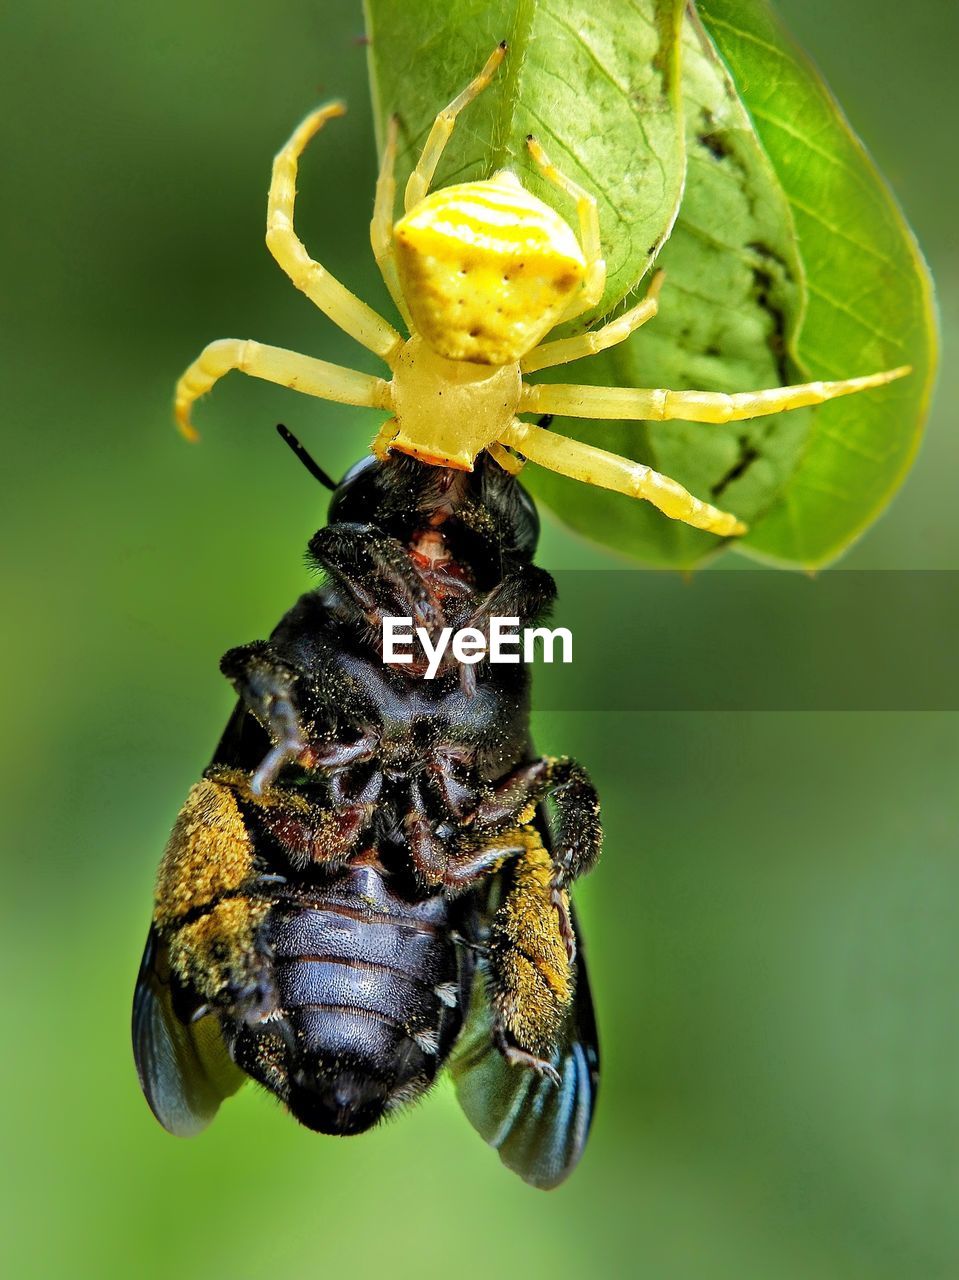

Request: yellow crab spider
left=175, top=43, right=909, bottom=538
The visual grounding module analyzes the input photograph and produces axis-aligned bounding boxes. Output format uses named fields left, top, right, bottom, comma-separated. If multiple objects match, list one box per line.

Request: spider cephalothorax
left=175, top=43, right=907, bottom=538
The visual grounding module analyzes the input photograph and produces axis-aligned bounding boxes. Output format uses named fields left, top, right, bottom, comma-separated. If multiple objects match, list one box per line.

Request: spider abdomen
left=393, top=171, right=585, bottom=365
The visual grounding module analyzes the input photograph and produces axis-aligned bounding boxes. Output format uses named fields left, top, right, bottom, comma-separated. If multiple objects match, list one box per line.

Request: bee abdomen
left=232, top=866, right=463, bottom=1136
left=277, top=951, right=439, bottom=1059
left=270, top=899, right=442, bottom=974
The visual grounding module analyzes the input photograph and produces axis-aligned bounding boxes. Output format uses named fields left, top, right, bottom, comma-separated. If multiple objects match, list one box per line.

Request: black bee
left=132, top=437, right=602, bottom=1188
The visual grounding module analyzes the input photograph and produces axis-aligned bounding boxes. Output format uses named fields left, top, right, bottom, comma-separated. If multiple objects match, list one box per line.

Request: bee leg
left=487, top=834, right=575, bottom=1069
left=464, top=564, right=557, bottom=631
left=473, top=756, right=602, bottom=887
left=440, top=831, right=527, bottom=891
left=450, top=928, right=488, bottom=958
left=311, top=732, right=378, bottom=771
left=450, top=565, right=557, bottom=694
left=404, top=777, right=510, bottom=887
left=219, top=642, right=309, bottom=795
left=403, top=776, right=532, bottom=890
left=207, top=764, right=374, bottom=870
left=169, top=901, right=276, bottom=1024
left=308, top=524, right=440, bottom=629
left=469, top=758, right=600, bottom=962
left=493, top=1026, right=561, bottom=1086
left=181, top=932, right=275, bottom=1025
left=429, top=747, right=476, bottom=818
left=403, top=774, right=456, bottom=885
left=218, top=927, right=279, bottom=1024
left=154, top=778, right=277, bottom=1018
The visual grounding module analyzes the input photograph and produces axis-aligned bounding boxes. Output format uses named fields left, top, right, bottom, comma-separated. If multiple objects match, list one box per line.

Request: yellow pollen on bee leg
left=154, top=779, right=256, bottom=926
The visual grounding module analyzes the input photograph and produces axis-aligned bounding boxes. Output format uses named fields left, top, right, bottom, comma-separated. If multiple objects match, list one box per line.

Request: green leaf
left=697, top=0, right=937, bottom=566
left=528, top=1, right=936, bottom=568
left=526, top=6, right=813, bottom=567
left=364, top=0, right=936, bottom=570
left=364, top=0, right=686, bottom=323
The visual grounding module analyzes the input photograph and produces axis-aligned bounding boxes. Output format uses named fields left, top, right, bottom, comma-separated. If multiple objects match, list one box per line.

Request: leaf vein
left=803, top=282, right=902, bottom=347
left=747, top=107, right=878, bottom=201
left=697, top=12, right=796, bottom=68
left=816, top=427, right=889, bottom=465
left=785, top=197, right=910, bottom=277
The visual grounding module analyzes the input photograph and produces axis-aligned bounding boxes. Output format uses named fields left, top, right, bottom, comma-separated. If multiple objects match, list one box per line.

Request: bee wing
left=132, top=926, right=245, bottom=1135
left=449, top=904, right=599, bottom=1190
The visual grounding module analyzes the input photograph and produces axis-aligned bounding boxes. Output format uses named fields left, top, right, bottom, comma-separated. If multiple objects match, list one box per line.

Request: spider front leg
left=174, top=339, right=391, bottom=441
left=265, top=102, right=403, bottom=361
left=501, top=417, right=746, bottom=535
left=521, top=271, right=664, bottom=375
left=404, top=42, right=507, bottom=211
left=370, top=114, right=413, bottom=330
left=525, top=136, right=605, bottom=320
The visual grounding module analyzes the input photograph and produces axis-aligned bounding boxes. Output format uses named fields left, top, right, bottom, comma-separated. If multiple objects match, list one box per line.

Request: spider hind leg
left=501, top=418, right=747, bottom=536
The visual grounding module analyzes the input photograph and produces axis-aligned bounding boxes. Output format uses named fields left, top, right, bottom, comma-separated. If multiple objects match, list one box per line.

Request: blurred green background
left=2, top=2, right=956, bottom=1277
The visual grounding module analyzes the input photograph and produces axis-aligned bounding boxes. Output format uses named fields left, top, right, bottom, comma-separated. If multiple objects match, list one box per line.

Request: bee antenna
left=276, top=424, right=336, bottom=491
